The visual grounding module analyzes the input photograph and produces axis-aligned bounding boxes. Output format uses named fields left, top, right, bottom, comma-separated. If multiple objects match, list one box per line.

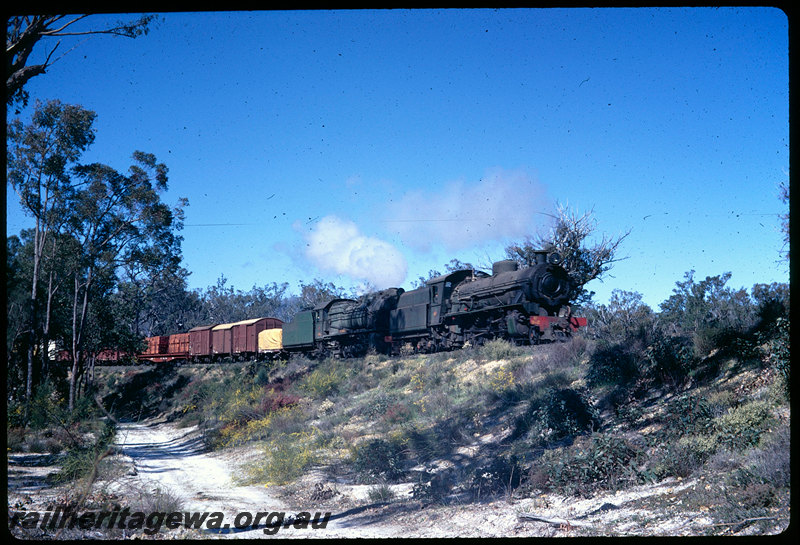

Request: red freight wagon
left=188, top=324, right=217, bottom=361
left=138, top=334, right=188, bottom=363
left=231, top=317, right=283, bottom=358
left=140, top=336, right=169, bottom=358
left=168, top=333, right=190, bottom=359
left=211, top=322, right=236, bottom=358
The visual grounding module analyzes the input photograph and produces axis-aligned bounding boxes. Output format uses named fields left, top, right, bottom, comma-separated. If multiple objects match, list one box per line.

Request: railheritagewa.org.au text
left=9, top=507, right=332, bottom=535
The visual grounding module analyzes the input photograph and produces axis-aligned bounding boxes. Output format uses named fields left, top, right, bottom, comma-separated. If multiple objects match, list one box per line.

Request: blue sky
left=6, top=8, right=789, bottom=309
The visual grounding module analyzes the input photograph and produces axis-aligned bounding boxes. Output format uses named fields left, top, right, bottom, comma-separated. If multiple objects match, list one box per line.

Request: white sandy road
left=110, top=421, right=405, bottom=538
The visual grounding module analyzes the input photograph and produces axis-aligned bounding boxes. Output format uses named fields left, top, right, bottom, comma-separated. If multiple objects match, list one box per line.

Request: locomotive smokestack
left=532, top=251, right=548, bottom=265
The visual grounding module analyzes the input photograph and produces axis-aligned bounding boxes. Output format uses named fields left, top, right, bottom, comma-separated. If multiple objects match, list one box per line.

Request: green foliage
left=505, top=203, right=630, bottom=304
left=513, top=386, right=600, bottom=446
left=659, top=270, right=758, bottom=357
left=663, top=394, right=714, bottom=436
left=587, top=344, right=639, bottom=387
left=246, top=431, right=319, bottom=485
left=367, top=483, right=396, bottom=503
left=715, top=400, right=773, bottom=451
left=764, top=317, right=790, bottom=399
left=478, top=338, right=526, bottom=363
left=641, top=333, right=696, bottom=386
left=469, top=454, right=523, bottom=499
left=585, top=289, right=656, bottom=344
left=541, top=388, right=600, bottom=439
left=351, top=438, right=406, bottom=482
left=51, top=420, right=116, bottom=483
left=537, top=434, right=643, bottom=496
left=299, top=362, right=350, bottom=399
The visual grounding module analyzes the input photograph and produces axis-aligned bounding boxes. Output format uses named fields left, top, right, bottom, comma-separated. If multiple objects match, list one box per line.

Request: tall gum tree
left=65, top=151, right=182, bottom=411
left=7, top=100, right=96, bottom=421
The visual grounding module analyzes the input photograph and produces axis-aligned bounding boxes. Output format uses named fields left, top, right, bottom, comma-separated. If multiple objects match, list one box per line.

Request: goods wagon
left=232, top=317, right=283, bottom=359
left=257, top=328, right=283, bottom=359
left=137, top=333, right=189, bottom=363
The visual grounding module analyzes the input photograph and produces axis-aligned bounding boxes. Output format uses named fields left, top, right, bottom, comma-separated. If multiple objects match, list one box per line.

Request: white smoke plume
left=305, top=215, right=408, bottom=288
left=387, top=168, right=549, bottom=251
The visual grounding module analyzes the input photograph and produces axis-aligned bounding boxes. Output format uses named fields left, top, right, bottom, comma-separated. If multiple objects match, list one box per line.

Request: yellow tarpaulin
left=258, top=328, right=283, bottom=351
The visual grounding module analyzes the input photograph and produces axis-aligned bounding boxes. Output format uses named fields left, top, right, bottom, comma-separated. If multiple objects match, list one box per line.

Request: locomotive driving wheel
left=529, top=326, right=541, bottom=345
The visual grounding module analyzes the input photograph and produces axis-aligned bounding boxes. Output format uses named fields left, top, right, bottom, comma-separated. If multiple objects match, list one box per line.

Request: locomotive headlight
left=547, top=252, right=562, bottom=265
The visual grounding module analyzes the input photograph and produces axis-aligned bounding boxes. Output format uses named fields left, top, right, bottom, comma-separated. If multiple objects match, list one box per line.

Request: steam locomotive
left=281, top=251, right=586, bottom=358
left=131, top=251, right=585, bottom=363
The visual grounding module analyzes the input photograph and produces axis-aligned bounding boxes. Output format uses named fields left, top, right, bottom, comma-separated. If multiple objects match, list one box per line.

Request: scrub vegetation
left=7, top=268, right=790, bottom=538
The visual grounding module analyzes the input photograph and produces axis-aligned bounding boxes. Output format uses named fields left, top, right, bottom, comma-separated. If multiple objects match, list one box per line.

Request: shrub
left=764, top=317, right=790, bottom=400
left=508, top=382, right=598, bottom=446
left=479, top=338, right=526, bottom=362
left=649, top=437, right=710, bottom=479
left=367, top=483, right=396, bottom=503
left=716, top=400, right=773, bottom=451
left=541, top=387, right=600, bottom=440
left=745, top=424, right=791, bottom=489
left=248, top=431, right=318, bottom=485
left=663, top=394, right=714, bottom=436
left=587, top=344, right=639, bottom=387
left=51, top=420, right=116, bottom=483
left=351, top=438, right=406, bottom=482
left=468, top=454, right=523, bottom=499
left=538, top=433, right=643, bottom=496
left=299, top=363, right=349, bottom=399
left=642, top=334, right=695, bottom=386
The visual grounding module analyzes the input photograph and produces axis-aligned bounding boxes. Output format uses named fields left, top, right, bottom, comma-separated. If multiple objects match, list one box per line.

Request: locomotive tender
left=131, top=251, right=585, bottom=363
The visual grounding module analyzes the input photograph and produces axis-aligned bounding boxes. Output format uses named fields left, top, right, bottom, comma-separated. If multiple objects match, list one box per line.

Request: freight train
left=127, top=252, right=586, bottom=363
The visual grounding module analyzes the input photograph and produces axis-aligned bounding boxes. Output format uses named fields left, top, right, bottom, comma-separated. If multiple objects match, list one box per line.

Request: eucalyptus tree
left=64, top=151, right=182, bottom=411
left=505, top=203, right=630, bottom=306
left=7, top=100, right=96, bottom=419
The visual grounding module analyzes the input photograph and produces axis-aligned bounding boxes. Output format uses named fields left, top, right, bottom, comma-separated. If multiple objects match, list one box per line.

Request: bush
left=247, top=431, right=318, bottom=485
left=537, top=433, right=643, bottom=496
left=764, top=317, right=790, bottom=400
left=509, top=383, right=599, bottom=446
left=51, top=420, right=116, bottom=483
left=716, top=400, right=773, bottom=451
left=642, top=333, right=695, bottom=386
left=541, top=387, right=600, bottom=440
left=587, top=344, right=639, bottom=387
left=663, top=394, right=714, bottom=436
left=745, top=424, right=791, bottom=489
left=469, top=454, right=523, bottom=499
left=299, top=363, right=349, bottom=399
left=367, top=483, right=396, bottom=503
left=478, top=338, right=526, bottom=362
left=649, top=438, right=709, bottom=479
left=351, top=438, right=406, bottom=482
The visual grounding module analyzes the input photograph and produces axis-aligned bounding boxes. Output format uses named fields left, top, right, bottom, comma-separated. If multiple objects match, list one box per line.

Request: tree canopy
left=6, top=14, right=157, bottom=108
left=505, top=203, right=630, bottom=305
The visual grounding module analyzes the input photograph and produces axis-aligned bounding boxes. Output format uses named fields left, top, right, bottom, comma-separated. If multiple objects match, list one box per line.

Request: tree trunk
left=24, top=217, right=44, bottom=424
left=69, top=269, right=92, bottom=413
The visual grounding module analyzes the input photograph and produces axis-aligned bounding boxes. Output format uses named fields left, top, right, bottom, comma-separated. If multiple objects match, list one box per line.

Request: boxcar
left=188, top=324, right=217, bottom=362
left=231, top=317, right=283, bottom=358
left=211, top=322, right=236, bottom=358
